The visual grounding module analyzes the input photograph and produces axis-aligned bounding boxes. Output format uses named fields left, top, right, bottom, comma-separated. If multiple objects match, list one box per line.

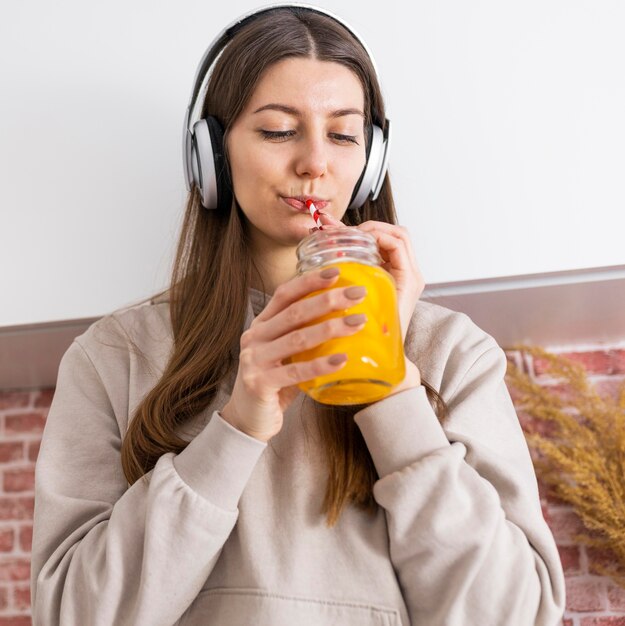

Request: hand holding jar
left=220, top=267, right=371, bottom=442
left=221, top=217, right=424, bottom=442
left=286, top=227, right=411, bottom=405
left=307, top=212, right=424, bottom=390
left=314, top=212, right=425, bottom=345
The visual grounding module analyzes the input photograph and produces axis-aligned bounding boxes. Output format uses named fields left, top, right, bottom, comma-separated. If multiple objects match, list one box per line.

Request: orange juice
left=288, top=260, right=405, bottom=405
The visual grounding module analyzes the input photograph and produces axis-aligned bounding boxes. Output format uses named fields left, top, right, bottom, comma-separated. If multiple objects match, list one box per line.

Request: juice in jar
left=287, top=260, right=405, bottom=405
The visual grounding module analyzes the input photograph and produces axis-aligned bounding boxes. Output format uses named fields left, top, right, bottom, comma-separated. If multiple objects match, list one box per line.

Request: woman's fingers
left=315, top=214, right=425, bottom=341
left=317, top=213, right=422, bottom=288
left=317, top=213, right=415, bottom=268
left=277, top=351, right=349, bottom=387
left=245, top=265, right=368, bottom=371
left=364, top=229, right=423, bottom=289
left=253, top=267, right=340, bottom=324
left=317, top=212, right=345, bottom=229
left=260, top=312, right=366, bottom=367
left=253, top=285, right=366, bottom=345
left=357, top=221, right=420, bottom=274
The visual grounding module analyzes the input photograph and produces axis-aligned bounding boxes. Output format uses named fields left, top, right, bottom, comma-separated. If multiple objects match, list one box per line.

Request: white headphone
left=182, top=2, right=392, bottom=211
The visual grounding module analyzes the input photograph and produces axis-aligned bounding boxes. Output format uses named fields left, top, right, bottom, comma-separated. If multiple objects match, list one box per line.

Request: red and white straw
left=305, top=199, right=323, bottom=229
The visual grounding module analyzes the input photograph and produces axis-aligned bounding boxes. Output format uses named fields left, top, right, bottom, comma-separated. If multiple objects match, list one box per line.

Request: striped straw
left=305, top=199, right=323, bottom=229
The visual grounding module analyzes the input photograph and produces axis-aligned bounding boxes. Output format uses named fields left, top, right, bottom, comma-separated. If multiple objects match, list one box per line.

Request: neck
left=249, top=246, right=298, bottom=296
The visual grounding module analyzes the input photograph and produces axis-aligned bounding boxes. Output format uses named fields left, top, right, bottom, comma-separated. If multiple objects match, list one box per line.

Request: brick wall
left=505, top=347, right=625, bottom=626
left=0, top=388, right=50, bottom=626
left=1, top=347, right=624, bottom=625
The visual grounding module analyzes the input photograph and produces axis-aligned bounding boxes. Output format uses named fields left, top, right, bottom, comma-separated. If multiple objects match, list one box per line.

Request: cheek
left=229, top=149, right=264, bottom=195
left=237, top=147, right=279, bottom=183
left=230, top=152, right=283, bottom=211
left=339, top=150, right=367, bottom=190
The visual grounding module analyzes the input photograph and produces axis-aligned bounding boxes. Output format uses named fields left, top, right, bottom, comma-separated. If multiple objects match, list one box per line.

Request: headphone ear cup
left=192, top=116, right=233, bottom=210
left=206, top=116, right=233, bottom=212
left=347, top=122, right=387, bottom=210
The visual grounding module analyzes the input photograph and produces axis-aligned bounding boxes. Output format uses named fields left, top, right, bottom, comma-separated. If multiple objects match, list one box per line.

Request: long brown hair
left=121, top=7, right=448, bottom=526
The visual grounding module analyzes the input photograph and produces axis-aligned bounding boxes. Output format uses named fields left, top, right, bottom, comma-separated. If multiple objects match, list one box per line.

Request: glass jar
left=287, top=227, right=405, bottom=405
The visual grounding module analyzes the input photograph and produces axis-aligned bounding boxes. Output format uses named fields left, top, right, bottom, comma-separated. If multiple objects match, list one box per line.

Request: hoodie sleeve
left=31, top=339, right=266, bottom=626
left=353, top=342, right=566, bottom=626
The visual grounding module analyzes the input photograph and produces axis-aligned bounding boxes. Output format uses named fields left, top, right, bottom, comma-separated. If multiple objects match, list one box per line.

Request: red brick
left=541, top=382, right=580, bottom=404
left=535, top=350, right=620, bottom=376
left=4, top=413, right=46, bottom=436
left=0, top=617, right=32, bottom=626
left=580, top=351, right=619, bottom=374
left=3, top=469, right=35, bottom=493
left=593, top=377, right=625, bottom=403
left=607, top=582, right=625, bottom=610
left=0, top=392, right=30, bottom=411
left=558, top=545, right=582, bottom=575
left=0, top=558, right=30, bottom=582
left=532, top=356, right=558, bottom=377
left=0, top=443, right=24, bottom=464
left=611, top=350, right=625, bottom=374
left=0, top=529, right=14, bottom=552
left=12, top=585, right=30, bottom=610
left=27, top=442, right=40, bottom=464
left=0, top=498, right=34, bottom=521
left=18, top=526, right=32, bottom=552
left=563, top=620, right=573, bottom=626
left=33, top=388, right=55, bottom=408
left=548, top=507, right=587, bottom=543
left=580, top=618, right=625, bottom=626
left=587, top=546, right=622, bottom=577
left=565, top=577, right=607, bottom=611
left=0, top=586, right=8, bottom=610
left=566, top=351, right=616, bottom=375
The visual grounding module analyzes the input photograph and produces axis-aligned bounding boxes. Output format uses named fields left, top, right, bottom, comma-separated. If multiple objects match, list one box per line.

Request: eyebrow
left=253, top=103, right=365, bottom=118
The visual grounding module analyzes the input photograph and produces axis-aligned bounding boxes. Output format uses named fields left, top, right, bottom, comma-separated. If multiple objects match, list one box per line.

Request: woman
left=31, top=5, right=566, bottom=625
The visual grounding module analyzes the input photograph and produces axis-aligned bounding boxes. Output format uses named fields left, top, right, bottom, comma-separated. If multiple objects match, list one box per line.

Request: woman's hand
left=220, top=268, right=368, bottom=442
left=315, top=212, right=425, bottom=344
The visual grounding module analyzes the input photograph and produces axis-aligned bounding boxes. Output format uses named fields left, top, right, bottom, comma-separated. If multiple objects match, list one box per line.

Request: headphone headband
left=185, top=3, right=383, bottom=135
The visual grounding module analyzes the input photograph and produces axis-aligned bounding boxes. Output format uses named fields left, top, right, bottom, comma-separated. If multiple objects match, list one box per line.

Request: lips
left=281, top=197, right=328, bottom=211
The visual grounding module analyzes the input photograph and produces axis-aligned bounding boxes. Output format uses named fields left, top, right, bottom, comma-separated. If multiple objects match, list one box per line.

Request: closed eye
left=259, top=130, right=359, bottom=145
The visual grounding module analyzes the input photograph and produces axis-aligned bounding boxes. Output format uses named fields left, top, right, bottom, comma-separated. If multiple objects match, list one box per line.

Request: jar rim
left=296, top=227, right=378, bottom=256
left=295, top=226, right=383, bottom=273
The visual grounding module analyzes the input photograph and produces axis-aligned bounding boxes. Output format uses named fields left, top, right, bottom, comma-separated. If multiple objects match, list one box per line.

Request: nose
left=294, top=132, right=328, bottom=179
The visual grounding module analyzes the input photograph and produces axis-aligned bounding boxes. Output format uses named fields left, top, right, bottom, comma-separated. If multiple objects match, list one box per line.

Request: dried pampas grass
left=505, top=345, right=625, bottom=588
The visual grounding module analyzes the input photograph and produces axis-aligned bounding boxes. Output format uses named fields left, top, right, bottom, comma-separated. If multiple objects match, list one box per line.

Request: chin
left=287, top=222, right=314, bottom=244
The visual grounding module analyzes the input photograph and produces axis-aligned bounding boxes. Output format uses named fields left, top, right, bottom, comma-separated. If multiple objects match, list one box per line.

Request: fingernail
left=344, top=313, right=367, bottom=326
left=320, top=267, right=340, bottom=279
left=328, top=353, right=347, bottom=365
left=344, top=286, right=367, bottom=300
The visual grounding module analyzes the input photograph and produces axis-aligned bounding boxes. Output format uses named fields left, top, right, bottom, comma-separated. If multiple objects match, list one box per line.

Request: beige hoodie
left=31, top=288, right=566, bottom=625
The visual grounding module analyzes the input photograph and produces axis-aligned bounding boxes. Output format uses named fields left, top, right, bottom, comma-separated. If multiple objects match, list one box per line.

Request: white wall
left=2, top=0, right=624, bottom=328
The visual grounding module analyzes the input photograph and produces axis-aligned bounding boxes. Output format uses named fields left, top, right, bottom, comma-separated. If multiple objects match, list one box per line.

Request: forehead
left=246, top=57, right=365, bottom=114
